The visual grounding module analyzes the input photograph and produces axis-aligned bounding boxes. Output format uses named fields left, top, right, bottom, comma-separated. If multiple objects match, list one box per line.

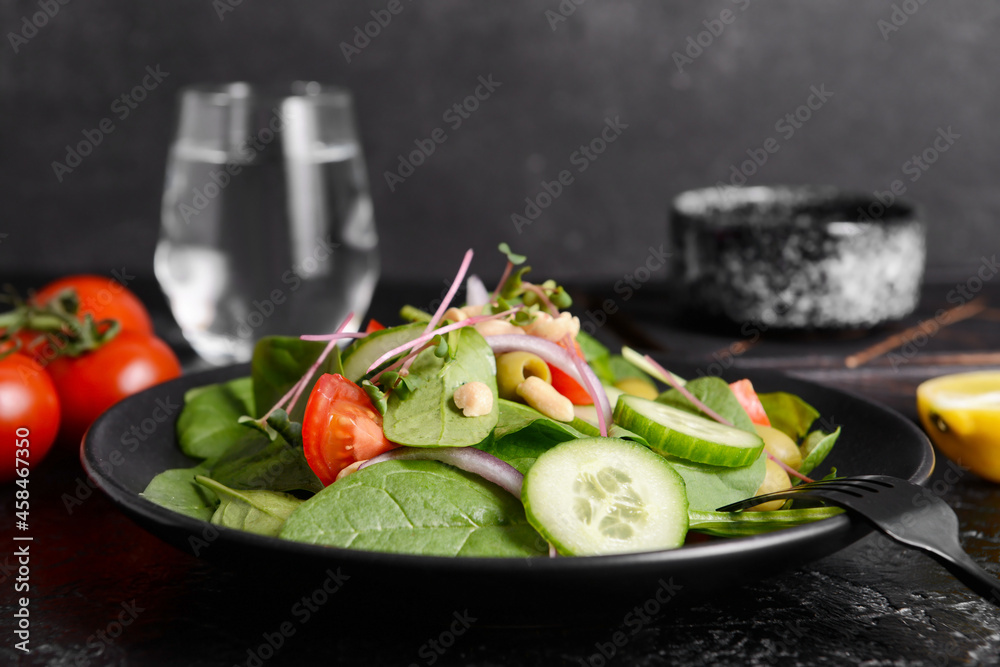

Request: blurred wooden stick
left=844, top=297, right=988, bottom=369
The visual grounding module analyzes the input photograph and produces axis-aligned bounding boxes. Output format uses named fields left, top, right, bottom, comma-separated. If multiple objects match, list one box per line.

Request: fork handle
left=928, top=549, right=1000, bottom=608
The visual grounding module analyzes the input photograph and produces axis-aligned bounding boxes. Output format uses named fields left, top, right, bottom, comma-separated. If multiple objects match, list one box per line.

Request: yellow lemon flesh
left=916, top=371, right=1000, bottom=483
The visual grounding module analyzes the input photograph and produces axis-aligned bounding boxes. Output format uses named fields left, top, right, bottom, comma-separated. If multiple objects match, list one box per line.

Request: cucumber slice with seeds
left=522, top=438, right=688, bottom=556
left=614, top=395, right=764, bottom=467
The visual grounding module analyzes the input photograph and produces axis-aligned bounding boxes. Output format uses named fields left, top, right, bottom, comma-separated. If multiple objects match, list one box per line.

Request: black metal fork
left=717, top=475, right=1000, bottom=607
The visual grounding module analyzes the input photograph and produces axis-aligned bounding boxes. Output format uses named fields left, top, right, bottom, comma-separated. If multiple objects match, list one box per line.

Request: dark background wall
left=1, top=0, right=997, bottom=284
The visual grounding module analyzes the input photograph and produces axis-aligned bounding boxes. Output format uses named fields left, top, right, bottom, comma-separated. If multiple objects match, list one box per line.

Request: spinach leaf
left=382, top=327, right=498, bottom=447
left=666, top=450, right=767, bottom=512
left=479, top=400, right=648, bottom=474
left=799, top=427, right=841, bottom=476
left=196, top=476, right=303, bottom=537
left=608, top=355, right=656, bottom=386
left=251, top=336, right=343, bottom=422
left=576, top=330, right=614, bottom=384
left=176, top=377, right=255, bottom=460
left=209, top=425, right=323, bottom=494
left=657, top=377, right=755, bottom=432
left=141, top=464, right=218, bottom=521
left=280, top=460, right=547, bottom=557
left=758, top=392, right=820, bottom=441
left=688, top=506, right=843, bottom=537
left=477, top=436, right=555, bottom=476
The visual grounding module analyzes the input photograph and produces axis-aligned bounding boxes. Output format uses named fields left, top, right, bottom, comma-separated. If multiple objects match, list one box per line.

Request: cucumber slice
left=522, top=437, right=688, bottom=556
left=341, top=323, right=425, bottom=383
left=614, top=395, right=764, bottom=467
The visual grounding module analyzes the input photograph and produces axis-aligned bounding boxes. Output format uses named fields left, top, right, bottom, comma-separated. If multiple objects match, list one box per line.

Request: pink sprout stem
left=423, top=249, right=474, bottom=336
left=522, top=282, right=559, bottom=316
left=367, top=309, right=519, bottom=374
left=262, top=312, right=353, bottom=420
left=642, top=355, right=735, bottom=427
left=491, top=261, right=514, bottom=303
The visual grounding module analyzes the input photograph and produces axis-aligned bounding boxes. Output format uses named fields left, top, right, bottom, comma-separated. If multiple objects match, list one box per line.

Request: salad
left=143, top=245, right=843, bottom=558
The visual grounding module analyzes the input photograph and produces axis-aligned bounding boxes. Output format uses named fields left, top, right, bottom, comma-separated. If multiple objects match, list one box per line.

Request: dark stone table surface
left=2, top=279, right=1000, bottom=666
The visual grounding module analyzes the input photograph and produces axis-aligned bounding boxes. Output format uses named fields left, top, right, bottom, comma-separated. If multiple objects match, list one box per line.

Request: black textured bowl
left=82, top=362, right=934, bottom=624
left=670, top=185, right=926, bottom=329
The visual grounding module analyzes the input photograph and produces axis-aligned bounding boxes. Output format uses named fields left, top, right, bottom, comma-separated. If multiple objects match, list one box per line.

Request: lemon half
left=917, top=371, right=1000, bottom=483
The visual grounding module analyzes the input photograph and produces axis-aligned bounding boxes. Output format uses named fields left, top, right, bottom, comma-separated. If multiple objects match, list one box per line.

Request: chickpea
left=496, top=351, right=552, bottom=400
left=754, top=424, right=802, bottom=470
left=747, top=459, right=791, bottom=512
left=613, top=377, right=658, bottom=400
left=453, top=381, right=494, bottom=417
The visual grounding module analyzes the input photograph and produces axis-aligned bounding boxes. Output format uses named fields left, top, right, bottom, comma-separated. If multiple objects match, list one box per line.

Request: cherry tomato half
left=548, top=338, right=593, bottom=406
left=1, top=353, right=60, bottom=484
left=46, top=332, right=181, bottom=444
left=34, top=274, right=153, bottom=336
left=729, top=379, right=771, bottom=427
left=302, top=373, right=397, bottom=485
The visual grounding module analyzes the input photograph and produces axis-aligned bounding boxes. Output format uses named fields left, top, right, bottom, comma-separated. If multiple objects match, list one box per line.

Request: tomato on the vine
left=46, top=332, right=181, bottom=443
left=302, top=373, right=397, bottom=485
left=1, top=353, right=60, bottom=484
left=33, top=275, right=153, bottom=336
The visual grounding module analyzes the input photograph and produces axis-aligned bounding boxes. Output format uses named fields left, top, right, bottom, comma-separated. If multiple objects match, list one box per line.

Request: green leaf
left=479, top=400, right=647, bottom=474
left=196, top=476, right=303, bottom=537
left=608, top=356, right=656, bottom=386
left=500, top=266, right=532, bottom=300
left=497, top=242, right=527, bottom=265
left=665, top=450, right=767, bottom=512
left=361, top=380, right=388, bottom=416
left=176, top=377, right=255, bottom=460
left=758, top=392, right=821, bottom=441
left=688, top=506, right=843, bottom=537
left=798, top=427, right=842, bottom=477
left=576, top=331, right=614, bottom=384
left=209, top=424, right=323, bottom=494
left=382, top=327, right=498, bottom=447
left=279, top=460, right=547, bottom=557
left=141, top=464, right=218, bottom=521
left=657, top=376, right=756, bottom=433
left=251, top=336, right=343, bottom=422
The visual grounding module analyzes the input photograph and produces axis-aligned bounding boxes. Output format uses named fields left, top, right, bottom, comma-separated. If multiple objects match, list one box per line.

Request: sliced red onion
left=358, top=446, right=524, bottom=498
left=486, top=335, right=612, bottom=435
left=466, top=274, right=490, bottom=307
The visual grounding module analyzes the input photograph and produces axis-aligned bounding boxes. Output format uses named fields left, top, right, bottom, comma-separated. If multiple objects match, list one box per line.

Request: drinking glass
left=155, top=82, right=379, bottom=365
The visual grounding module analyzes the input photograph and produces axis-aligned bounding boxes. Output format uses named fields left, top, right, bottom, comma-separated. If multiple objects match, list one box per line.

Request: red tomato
left=729, top=379, right=771, bottom=427
left=364, top=319, right=386, bottom=334
left=1, top=353, right=60, bottom=483
left=302, top=373, right=397, bottom=485
left=547, top=338, right=593, bottom=406
left=46, top=332, right=181, bottom=444
left=34, top=275, right=153, bottom=336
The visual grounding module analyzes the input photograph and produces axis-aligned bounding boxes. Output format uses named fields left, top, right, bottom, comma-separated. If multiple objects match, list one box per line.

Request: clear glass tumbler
left=155, top=82, right=379, bottom=365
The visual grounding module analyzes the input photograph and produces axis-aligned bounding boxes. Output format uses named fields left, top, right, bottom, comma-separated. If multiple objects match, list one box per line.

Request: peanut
left=516, top=376, right=575, bottom=422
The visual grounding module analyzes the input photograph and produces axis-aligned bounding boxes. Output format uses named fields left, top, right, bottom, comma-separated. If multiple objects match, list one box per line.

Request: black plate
left=82, top=363, right=934, bottom=623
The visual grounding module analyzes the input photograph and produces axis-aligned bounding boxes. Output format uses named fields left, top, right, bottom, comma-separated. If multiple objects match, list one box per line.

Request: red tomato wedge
left=364, top=319, right=386, bottom=334
left=302, top=373, right=397, bottom=485
left=547, top=338, right=593, bottom=406
left=729, top=379, right=771, bottom=427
